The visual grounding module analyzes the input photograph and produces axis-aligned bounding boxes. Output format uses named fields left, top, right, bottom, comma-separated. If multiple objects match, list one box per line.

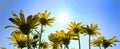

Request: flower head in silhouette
left=56, top=30, right=71, bottom=46
left=5, top=10, right=39, bottom=35
left=67, top=22, right=84, bottom=35
left=91, top=36, right=105, bottom=47
left=102, top=36, right=119, bottom=49
left=82, top=24, right=100, bottom=36
left=40, top=41, right=49, bottom=49
left=8, top=30, right=27, bottom=48
left=37, top=10, right=55, bottom=27
left=48, top=33, right=62, bottom=46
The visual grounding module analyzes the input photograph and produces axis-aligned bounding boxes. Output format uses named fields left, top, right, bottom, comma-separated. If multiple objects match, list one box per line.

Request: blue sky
left=0, top=0, right=120, bottom=49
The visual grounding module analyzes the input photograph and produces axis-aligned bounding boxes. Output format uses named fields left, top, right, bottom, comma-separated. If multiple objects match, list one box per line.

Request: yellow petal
left=9, top=18, right=21, bottom=26
left=5, top=26, right=18, bottom=29
left=30, top=14, right=39, bottom=27
left=12, top=12, right=21, bottom=24
left=47, top=12, right=51, bottom=17
left=38, top=13, right=42, bottom=18
left=27, top=15, right=32, bottom=25
left=8, top=37, right=17, bottom=42
left=20, top=10, right=25, bottom=24
left=71, top=37, right=78, bottom=40
left=90, top=24, right=93, bottom=29
left=44, top=10, right=48, bottom=17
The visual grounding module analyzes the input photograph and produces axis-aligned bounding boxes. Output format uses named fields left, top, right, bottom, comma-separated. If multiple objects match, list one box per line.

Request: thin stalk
left=104, top=47, right=106, bottom=49
left=89, top=35, right=90, bottom=49
left=99, top=46, right=101, bottom=49
left=27, top=34, right=30, bottom=49
left=60, top=44, right=62, bottom=49
left=66, top=45, right=69, bottom=49
left=39, top=25, right=43, bottom=49
left=78, top=34, right=81, bottom=49
left=21, top=47, right=22, bottom=49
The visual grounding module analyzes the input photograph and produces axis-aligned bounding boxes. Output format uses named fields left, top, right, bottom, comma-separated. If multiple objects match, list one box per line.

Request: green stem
left=27, top=34, right=30, bottom=49
left=21, top=47, right=22, bottom=49
left=53, top=45, right=57, bottom=49
left=99, top=46, right=101, bottom=49
left=78, top=35, right=81, bottom=49
left=39, top=25, right=43, bottom=49
left=104, top=47, right=106, bottom=49
left=61, top=44, right=62, bottom=49
left=66, top=45, right=69, bottom=49
left=89, top=35, right=91, bottom=49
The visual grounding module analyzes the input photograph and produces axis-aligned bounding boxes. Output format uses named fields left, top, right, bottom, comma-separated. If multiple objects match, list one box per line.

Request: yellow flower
left=82, top=24, right=100, bottom=36
left=5, top=10, right=39, bottom=35
left=67, top=22, right=84, bottom=35
left=102, top=36, right=119, bottom=48
left=91, top=36, right=105, bottom=47
left=8, top=30, right=27, bottom=48
left=40, top=41, right=49, bottom=49
left=48, top=30, right=72, bottom=49
left=56, top=30, right=71, bottom=46
left=37, top=10, right=55, bottom=26
left=48, top=33, right=62, bottom=46
left=108, top=36, right=117, bottom=44
left=48, top=30, right=65, bottom=49
left=62, top=34, right=70, bottom=45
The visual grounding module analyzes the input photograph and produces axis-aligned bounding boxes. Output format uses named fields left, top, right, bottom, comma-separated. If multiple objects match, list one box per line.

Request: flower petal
left=12, top=12, right=21, bottom=24
left=30, top=14, right=39, bottom=27
left=27, top=15, right=32, bottom=25
left=5, top=26, right=18, bottom=29
left=20, top=10, right=25, bottom=24
left=9, top=18, right=21, bottom=26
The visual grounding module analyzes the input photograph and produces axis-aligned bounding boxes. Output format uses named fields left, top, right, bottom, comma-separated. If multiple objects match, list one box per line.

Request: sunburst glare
left=57, top=12, right=69, bottom=24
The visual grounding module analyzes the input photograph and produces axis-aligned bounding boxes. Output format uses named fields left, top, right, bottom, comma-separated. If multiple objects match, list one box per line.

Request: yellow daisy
left=91, top=36, right=105, bottom=47
left=102, top=36, right=119, bottom=49
left=82, top=24, right=100, bottom=37
left=81, top=24, right=100, bottom=49
left=67, top=22, right=84, bottom=35
left=56, top=30, right=71, bottom=46
left=5, top=10, right=39, bottom=35
left=67, top=22, right=84, bottom=49
left=37, top=10, right=55, bottom=27
left=48, top=31, right=63, bottom=49
left=40, top=41, right=49, bottom=49
left=48, top=33, right=62, bottom=46
left=8, top=30, right=27, bottom=48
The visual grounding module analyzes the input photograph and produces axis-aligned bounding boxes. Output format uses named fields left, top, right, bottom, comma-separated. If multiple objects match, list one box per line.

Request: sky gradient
left=0, top=0, right=120, bottom=49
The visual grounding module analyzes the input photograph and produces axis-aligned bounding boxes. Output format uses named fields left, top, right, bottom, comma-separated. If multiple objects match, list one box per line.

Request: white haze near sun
left=57, top=12, right=70, bottom=24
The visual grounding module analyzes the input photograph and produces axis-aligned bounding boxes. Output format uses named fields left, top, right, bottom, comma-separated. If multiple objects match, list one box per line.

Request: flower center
left=62, top=36, right=70, bottom=45
left=40, top=18, right=47, bottom=25
left=18, top=40, right=26, bottom=48
left=103, top=39, right=110, bottom=48
left=73, top=28, right=80, bottom=34
left=19, top=24, right=30, bottom=35
left=87, top=29, right=93, bottom=35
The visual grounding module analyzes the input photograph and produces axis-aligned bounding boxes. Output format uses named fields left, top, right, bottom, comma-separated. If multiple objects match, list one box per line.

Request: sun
left=58, top=12, right=69, bottom=24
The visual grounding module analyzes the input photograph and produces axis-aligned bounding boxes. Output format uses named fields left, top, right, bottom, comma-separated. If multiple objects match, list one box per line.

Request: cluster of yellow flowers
left=5, top=10, right=119, bottom=49
left=5, top=10, right=55, bottom=49
left=48, top=30, right=71, bottom=49
left=91, top=36, right=120, bottom=49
